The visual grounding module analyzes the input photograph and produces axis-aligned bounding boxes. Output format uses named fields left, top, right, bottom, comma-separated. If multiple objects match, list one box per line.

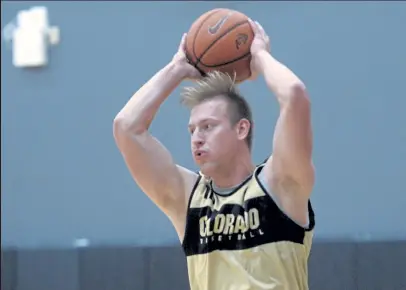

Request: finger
left=255, top=21, right=266, bottom=36
left=178, top=33, right=187, bottom=51
left=248, top=18, right=259, bottom=34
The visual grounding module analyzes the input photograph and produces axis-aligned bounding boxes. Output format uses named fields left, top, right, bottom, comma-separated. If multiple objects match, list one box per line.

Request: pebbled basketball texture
left=185, top=8, right=254, bottom=83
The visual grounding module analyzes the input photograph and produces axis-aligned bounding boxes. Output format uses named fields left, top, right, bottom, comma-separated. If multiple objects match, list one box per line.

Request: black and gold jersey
left=182, top=164, right=315, bottom=290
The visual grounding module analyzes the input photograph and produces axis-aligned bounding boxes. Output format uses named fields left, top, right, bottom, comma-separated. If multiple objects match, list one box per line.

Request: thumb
left=248, top=18, right=259, bottom=35
left=191, top=68, right=203, bottom=79
left=187, top=65, right=203, bottom=80
left=178, top=33, right=187, bottom=51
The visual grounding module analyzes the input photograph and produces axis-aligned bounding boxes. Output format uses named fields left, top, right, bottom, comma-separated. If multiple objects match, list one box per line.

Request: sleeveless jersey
left=182, top=164, right=315, bottom=290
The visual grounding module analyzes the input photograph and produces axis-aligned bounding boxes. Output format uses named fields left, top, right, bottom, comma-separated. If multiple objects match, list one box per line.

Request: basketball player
left=114, top=19, right=315, bottom=290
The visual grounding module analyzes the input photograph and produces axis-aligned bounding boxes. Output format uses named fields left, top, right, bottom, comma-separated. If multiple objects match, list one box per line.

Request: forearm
left=114, top=61, right=186, bottom=134
left=255, top=51, right=307, bottom=106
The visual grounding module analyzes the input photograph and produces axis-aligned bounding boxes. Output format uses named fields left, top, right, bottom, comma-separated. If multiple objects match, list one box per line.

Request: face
left=188, top=97, right=249, bottom=176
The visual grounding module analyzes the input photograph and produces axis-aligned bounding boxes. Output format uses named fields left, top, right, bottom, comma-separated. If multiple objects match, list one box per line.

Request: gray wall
left=2, top=242, right=406, bottom=290
left=2, top=2, right=406, bottom=249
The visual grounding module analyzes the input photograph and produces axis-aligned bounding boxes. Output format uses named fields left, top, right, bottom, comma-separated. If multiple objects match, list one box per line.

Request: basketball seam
left=199, top=52, right=251, bottom=68
left=190, top=9, right=223, bottom=65
left=197, top=20, right=249, bottom=67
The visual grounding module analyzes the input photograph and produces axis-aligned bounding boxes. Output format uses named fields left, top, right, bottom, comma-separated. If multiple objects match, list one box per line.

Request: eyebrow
left=188, top=118, right=216, bottom=128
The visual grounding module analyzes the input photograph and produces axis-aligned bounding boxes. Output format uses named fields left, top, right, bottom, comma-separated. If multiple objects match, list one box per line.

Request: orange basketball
left=185, top=8, right=254, bottom=83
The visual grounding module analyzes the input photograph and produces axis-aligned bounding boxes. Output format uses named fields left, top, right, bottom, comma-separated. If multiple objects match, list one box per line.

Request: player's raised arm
left=113, top=34, right=200, bottom=222
left=249, top=20, right=315, bottom=207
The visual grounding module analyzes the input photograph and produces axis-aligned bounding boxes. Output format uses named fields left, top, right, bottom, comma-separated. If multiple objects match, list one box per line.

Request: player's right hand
left=171, top=33, right=202, bottom=81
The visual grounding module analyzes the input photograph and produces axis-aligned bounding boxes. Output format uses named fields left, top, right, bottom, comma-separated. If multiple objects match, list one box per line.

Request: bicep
left=269, top=93, right=314, bottom=196
left=115, top=130, right=197, bottom=215
left=273, top=94, right=312, bottom=165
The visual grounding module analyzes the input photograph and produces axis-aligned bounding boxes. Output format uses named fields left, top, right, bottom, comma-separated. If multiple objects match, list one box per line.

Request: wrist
left=252, top=50, right=271, bottom=72
left=166, top=60, right=189, bottom=81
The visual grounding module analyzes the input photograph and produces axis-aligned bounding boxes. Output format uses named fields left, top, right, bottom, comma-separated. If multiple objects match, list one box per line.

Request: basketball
left=185, top=9, right=254, bottom=83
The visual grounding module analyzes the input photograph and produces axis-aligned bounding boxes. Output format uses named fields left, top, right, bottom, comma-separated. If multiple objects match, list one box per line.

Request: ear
left=235, top=119, right=251, bottom=141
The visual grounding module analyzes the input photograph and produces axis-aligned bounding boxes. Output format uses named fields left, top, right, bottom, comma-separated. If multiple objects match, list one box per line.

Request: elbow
left=291, top=82, right=309, bottom=102
left=113, top=114, right=130, bottom=132
left=113, top=116, right=128, bottom=145
left=281, top=83, right=310, bottom=108
left=113, top=114, right=146, bottom=144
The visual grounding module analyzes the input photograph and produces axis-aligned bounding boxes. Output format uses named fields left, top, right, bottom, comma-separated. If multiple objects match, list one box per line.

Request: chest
left=184, top=184, right=281, bottom=254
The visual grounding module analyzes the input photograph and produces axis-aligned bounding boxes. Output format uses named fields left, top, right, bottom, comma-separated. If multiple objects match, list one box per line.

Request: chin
left=198, top=161, right=218, bottom=177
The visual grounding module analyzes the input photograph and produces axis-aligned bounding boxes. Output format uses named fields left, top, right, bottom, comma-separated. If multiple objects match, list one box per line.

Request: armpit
left=257, top=169, right=310, bottom=228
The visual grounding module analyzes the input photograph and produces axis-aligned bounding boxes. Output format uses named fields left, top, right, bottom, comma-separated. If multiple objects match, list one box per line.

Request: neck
left=209, top=153, right=255, bottom=189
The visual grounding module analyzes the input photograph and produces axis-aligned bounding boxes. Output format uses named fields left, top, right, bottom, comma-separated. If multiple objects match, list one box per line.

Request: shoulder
left=260, top=155, right=314, bottom=199
left=166, top=166, right=200, bottom=239
left=176, top=165, right=201, bottom=199
left=177, top=166, right=200, bottom=185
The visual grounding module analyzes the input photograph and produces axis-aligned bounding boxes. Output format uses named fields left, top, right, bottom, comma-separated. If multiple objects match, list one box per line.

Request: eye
left=204, top=124, right=212, bottom=130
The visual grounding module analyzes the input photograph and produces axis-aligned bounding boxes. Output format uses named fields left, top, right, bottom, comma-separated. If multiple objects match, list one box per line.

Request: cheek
left=210, top=129, right=236, bottom=148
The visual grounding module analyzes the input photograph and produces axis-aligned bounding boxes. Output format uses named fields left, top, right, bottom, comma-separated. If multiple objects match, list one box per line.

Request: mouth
left=194, top=150, right=207, bottom=158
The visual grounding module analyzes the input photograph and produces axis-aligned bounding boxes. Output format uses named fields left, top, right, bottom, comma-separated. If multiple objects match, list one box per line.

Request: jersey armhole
left=255, top=164, right=314, bottom=230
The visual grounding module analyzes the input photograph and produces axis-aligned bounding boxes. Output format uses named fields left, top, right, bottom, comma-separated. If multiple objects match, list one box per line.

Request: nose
left=192, top=132, right=205, bottom=148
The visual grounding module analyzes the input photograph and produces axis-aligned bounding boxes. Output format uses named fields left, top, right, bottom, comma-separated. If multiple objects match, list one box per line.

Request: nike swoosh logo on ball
left=208, top=12, right=233, bottom=35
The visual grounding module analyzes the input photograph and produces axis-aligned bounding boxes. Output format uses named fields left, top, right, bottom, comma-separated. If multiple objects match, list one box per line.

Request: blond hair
left=180, top=71, right=253, bottom=150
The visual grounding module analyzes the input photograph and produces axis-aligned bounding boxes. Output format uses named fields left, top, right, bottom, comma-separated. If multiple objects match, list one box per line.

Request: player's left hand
left=248, top=19, right=270, bottom=80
